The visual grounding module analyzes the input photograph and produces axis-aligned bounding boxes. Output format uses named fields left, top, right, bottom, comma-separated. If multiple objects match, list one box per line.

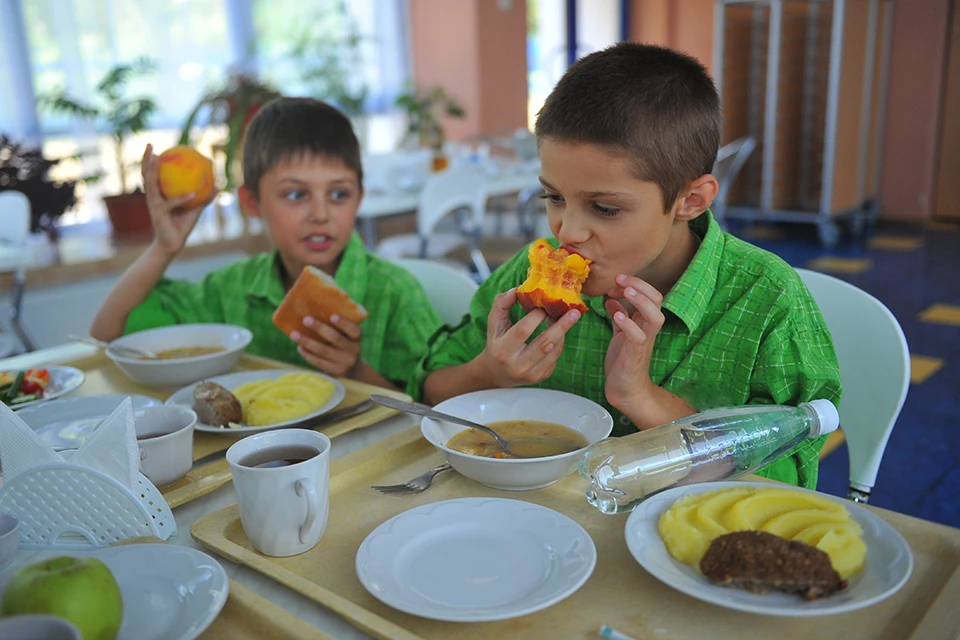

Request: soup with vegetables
left=144, top=347, right=227, bottom=360
left=446, top=420, right=589, bottom=459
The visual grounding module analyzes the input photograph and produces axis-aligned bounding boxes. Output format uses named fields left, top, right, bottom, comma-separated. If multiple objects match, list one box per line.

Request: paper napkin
left=0, top=397, right=141, bottom=492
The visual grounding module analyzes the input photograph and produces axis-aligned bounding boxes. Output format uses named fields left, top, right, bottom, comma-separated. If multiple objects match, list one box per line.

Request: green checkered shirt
left=126, top=232, right=442, bottom=387
left=409, top=212, right=842, bottom=489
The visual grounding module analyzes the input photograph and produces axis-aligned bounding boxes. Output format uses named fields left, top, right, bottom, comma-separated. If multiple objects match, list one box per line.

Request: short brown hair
left=535, top=42, right=720, bottom=210
left=242, top=97, right=363, bottom=197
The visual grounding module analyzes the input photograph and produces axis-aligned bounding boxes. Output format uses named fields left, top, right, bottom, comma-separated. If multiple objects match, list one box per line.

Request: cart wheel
left=818, top=222, right=840, bottom=248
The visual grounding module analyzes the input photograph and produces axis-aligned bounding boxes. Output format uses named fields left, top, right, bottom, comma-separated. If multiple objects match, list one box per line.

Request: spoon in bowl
left=68, top=335, right=160, bottom=360
left=369, top=394, right=581, bottom=459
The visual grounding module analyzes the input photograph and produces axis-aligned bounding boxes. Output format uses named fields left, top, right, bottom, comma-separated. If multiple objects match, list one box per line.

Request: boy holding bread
left=91, top=97, right=441, bottom=390
left=410, top=43, right=842, bottom=489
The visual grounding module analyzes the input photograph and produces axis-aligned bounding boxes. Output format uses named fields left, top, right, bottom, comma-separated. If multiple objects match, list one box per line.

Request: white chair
left=712, top=136, right=756, bottom=230
left=796, top=268, right=910, bottom=504
left=375, top=165, right=492, bottom=281
left=390, top=257, right=479, bottom=327
left=0, top=190, right=35, bottom=353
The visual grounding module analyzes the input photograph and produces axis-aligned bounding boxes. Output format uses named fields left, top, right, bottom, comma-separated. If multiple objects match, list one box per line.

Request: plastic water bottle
left=578, top=400, right=840, bottom=514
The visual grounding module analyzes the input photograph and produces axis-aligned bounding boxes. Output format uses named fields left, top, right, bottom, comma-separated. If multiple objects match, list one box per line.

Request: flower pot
left=103, top=192, right=152, bottom=236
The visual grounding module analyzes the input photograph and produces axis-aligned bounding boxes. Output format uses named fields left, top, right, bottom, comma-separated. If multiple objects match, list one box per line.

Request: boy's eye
left=283, top=189, right=306, bottom=202
left=593, top=203, right=620, bottom=217
left=539, top=191, right=564, bottom=206
left=330, top=189, right=351, bottom=201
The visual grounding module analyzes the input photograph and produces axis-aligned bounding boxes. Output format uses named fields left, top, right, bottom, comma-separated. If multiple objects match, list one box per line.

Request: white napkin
left=0, top=397, right=141, bottom=493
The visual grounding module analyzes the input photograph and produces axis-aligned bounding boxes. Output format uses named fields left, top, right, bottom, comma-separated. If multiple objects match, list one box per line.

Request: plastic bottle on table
left=578, top=400, right=840, bottom=514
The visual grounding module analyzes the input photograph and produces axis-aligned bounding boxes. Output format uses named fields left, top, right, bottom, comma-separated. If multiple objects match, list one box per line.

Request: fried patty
left=193, top=381, right=242, bottom=427
left=699, top=530, right=847, bottom=600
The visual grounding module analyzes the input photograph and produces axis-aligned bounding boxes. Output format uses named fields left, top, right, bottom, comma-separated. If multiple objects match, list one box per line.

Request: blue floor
left=725, top=216, right=960, bottom=529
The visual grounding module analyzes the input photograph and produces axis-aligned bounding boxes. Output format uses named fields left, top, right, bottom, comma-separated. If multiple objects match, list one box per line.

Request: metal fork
left=370, top=463, right=453, bottom=495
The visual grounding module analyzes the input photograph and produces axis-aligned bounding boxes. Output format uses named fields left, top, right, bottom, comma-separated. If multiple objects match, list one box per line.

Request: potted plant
left=38, top=57, right=157, bottom=235
left=395, top=86, right=466, bottom=171
left=179, top=73, right=281, bottom=191
left=0, top=135, right=78, bottom=242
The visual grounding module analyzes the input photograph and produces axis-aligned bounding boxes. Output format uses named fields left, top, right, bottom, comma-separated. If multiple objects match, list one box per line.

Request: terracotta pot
left=103, top=192, right=152, bottom=236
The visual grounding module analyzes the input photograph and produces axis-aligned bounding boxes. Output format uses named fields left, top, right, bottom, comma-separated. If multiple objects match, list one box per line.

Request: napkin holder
left=0, top=461, right=177, bottom=549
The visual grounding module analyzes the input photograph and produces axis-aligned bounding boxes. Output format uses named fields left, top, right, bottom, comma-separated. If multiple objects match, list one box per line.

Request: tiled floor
left=727, top=216, right=960, bottom=529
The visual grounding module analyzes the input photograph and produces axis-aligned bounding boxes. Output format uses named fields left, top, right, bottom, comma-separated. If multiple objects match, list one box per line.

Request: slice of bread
left=272, top=266, right=368, bottom=338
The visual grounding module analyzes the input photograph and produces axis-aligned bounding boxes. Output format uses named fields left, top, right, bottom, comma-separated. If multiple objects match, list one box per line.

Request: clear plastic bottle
left=578, top=400, right=840, bottom=514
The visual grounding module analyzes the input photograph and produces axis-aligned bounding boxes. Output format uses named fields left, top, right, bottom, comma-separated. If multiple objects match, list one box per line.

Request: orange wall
left=628, top=0, right=715, bottom=72
left=408, top=0, right=528, bottom=141
left=879, top=0, right=951, bottom=221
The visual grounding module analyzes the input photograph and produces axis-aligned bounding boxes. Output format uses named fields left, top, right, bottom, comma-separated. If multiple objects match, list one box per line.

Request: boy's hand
left=292, top=314, right=363, bottom=378
left=603, top=274, right=665, bottom=410
left=476, top=288, right=581, bottom=387
left=141, top=144, right=213, bottom=256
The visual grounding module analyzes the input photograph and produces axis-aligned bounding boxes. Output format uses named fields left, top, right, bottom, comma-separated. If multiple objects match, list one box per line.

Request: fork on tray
left=370, top=463, right=453, bottom=495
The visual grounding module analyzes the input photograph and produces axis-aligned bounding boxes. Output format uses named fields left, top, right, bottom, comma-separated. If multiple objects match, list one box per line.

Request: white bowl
left=106, top=323, right=253, bottom=387
left=421, top=388, right=614, bottom=491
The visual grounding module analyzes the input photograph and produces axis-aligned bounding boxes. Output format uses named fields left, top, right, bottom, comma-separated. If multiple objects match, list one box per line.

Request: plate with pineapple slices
left=624, top=481, right=913, bottom=616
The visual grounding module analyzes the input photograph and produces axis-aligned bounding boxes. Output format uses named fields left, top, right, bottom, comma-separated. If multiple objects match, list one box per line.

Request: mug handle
left=296, top=478, right=319, bottom=544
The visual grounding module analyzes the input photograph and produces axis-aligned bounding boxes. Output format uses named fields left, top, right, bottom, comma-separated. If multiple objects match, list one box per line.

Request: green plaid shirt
left=410, top=212, right=842, bottom=489
left=126, top=232, right=442, bottom=387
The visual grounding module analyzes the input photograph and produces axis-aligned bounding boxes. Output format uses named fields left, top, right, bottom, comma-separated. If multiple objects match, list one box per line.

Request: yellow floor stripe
left=868, top=236, right=923, bottom=251
left=805, top=257, right=874, bottom=274
left=910, top=355, right=944, bottom=384
left=925, top=220, right=960, bottom=232
left=819, top=430, right=846, bottom=460
left=918, top=303, right=960, bottom=326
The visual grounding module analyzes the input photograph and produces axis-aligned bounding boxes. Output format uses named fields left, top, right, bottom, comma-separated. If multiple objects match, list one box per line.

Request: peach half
left=516, top=238, right=591, bottom=319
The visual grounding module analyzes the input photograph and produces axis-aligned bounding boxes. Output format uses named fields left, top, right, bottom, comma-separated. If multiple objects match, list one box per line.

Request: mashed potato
left=233, top=372, right=336, bottom=426
left=658, top=486, right=866, bottom=579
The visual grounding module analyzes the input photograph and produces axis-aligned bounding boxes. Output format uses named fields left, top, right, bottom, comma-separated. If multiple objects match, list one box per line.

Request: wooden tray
left=114, top=537, right=326, bottom=640
left=191, top=426, right=960, bottom=640
left=47, top=351, right=409, bottom=508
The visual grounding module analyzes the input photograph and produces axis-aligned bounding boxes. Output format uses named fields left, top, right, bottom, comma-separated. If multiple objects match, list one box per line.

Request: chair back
left=390, top=257, right=479, bottom=326
left=416, top=166, right=488, bottom=237
left=796, top=268, right=910, bottom=503
left=712, top=136, right=756, bottom=229
left=0, top=191, right=31, bottom=246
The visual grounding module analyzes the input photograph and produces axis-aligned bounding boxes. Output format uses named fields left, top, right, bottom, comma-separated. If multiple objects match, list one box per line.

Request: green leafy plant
left=38, top=57, right=157, bottom=195
left=290, top=1, right=369, bottom=118
left=396, top=86, right=466, bottom=151
left=0, top=135, right=78, bottom=240
left=179, top=73, right=281, bottom=190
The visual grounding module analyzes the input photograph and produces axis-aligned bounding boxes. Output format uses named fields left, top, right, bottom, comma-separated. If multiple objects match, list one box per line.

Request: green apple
left=1, top=556, right=123, bottom=640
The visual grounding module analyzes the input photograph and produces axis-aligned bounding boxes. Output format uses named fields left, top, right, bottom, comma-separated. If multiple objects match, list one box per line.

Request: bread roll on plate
left=272, top=266, right=368, bottom=337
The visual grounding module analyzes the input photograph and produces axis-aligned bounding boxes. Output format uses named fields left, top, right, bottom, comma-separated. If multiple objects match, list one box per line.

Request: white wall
left=0, top=252, right=249, bottom=351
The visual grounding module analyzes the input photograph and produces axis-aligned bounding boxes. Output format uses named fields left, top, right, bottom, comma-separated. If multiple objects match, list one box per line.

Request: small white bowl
left=421, top=388, right=613, bottom=491
left=107, top=323, right=253, bottom=387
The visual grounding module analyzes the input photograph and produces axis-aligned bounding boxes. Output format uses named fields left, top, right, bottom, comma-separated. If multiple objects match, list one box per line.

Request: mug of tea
left=134, top=405, right=197, bottom=487
left=226, top=429, right=331, bottom=557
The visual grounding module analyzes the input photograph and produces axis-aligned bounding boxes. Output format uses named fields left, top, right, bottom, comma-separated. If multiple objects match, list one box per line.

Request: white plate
left=3, top=366, right=85, bottom=411
left=624, top=481, right=913, bottom=616
left=0, top=544, right=228, bottom=640
left=356, top=497, right=596, bottom=622
left=14, top=393, right=161, bottom=451
left=165, top=369, right=346, bottom=434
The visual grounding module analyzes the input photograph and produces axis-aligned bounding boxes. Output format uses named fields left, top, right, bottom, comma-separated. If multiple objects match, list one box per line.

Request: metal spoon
left=68, top=335, right=159, bottom=360
left=369, top=394, right=581, bottom=459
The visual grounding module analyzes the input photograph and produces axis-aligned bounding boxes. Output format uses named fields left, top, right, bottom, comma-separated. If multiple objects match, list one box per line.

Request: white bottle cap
left=804, top=399, right=840, bottom=437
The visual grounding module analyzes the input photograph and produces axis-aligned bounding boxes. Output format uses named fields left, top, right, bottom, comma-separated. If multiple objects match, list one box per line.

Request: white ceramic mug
left=226, top=429, right=331, bottom=557
left=134, top=405, right=196, bottom=487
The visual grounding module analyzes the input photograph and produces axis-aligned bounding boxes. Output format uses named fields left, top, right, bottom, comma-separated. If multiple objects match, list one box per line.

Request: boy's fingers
left=526, top=308, right=578, bottom=358
left=612, top=274, right=663, bottom=306
left=488, top=288, right=518, bottom=337
left=506, top=307, right=548, bottom=344
left=328, top=314, right=362, bottom=340
left=141, top=144, right=153, bottom=180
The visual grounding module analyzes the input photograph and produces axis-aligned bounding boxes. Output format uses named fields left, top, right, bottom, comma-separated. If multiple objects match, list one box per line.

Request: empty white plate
left=624, top=481, right=914, bottom=616
left=356, top=497, right=596, bottom=622
left=0, top=544, right=228, bottom=640
left=14, top=393, right=160, bottom=450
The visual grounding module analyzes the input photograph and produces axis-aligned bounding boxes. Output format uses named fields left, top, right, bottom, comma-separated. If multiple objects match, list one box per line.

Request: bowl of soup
left=420, top=388, right=614, bottom=491
left=106, top=323, right=253, bottom=387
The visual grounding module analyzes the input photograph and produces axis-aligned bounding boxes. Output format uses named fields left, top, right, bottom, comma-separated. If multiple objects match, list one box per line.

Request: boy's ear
left=237, top=185, right=262, bottom=218
left=673, top=174, right=719, bottom=222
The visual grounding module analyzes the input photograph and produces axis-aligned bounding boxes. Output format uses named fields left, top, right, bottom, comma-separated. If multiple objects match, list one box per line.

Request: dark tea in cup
left=239, top=445, right=320, bottom=469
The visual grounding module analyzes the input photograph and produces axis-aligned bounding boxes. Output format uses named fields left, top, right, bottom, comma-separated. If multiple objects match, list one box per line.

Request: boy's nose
left=307, top=202, right=331, bottom=223
left=555, top=211, right=589, bottom=245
